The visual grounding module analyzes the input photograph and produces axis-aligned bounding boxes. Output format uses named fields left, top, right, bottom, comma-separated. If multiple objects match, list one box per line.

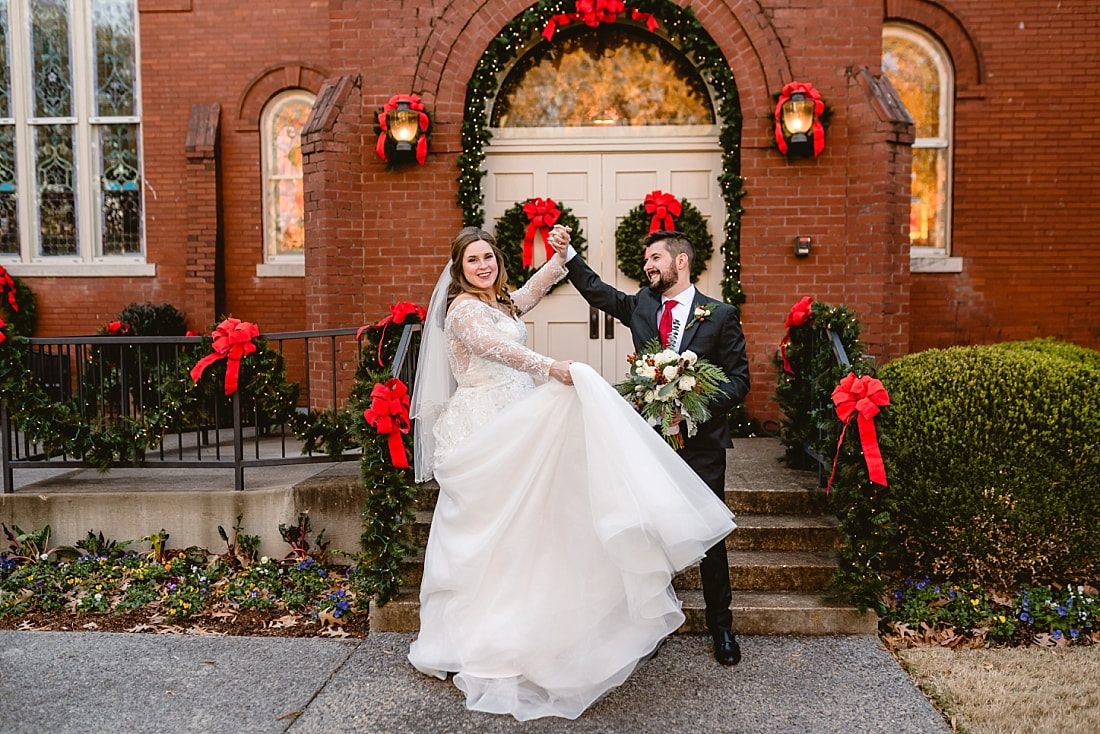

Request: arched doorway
left=481, top=22, right=730, bottom=381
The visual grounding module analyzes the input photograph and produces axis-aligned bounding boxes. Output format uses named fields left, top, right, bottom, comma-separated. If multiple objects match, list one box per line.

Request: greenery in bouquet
left=614, top=337, right=727, bottom=450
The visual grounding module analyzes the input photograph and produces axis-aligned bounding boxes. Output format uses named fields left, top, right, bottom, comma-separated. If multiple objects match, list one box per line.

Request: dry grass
left=897, top=646, right=1100, bottom=733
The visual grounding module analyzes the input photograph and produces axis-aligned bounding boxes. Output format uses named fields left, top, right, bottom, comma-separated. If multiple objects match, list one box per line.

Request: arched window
left=261, top=90, right=313, bottom=262
left=883, top=23, right=954, bottom=255
left=492, top=25, right=714, bottom=128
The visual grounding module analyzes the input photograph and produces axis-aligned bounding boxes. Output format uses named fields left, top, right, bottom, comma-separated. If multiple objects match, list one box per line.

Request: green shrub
left=879, top=342, right=1100, bottom=587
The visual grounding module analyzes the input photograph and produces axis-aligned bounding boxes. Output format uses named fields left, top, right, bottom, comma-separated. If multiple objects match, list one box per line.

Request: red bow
left=522, top=198, right=560, bottom=268
left=189, top=318, right=260, bottom=396
left=542, top=1, right=657, bottom=41
left=780, top=296, right=814, bottom=374
left=364, top=378, right=412, bottom=469
left=0, top=266, right=17, bottom=312
left=827, top=373, right=890, bottom=493
left=644, top=190, right=682, bottom=232
left=107, top=321, right=130, bottom=335
left=357, top=301, right=427, bottom=365
left=775, top=81, right=826, bottom=157
left=376, top=94, right=430, bottom=166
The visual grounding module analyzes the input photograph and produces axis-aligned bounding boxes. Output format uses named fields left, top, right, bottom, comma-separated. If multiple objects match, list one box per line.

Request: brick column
left=184, top=103, right=222, bottom=329
left=845, top=66, right=915, bottom=363
left=301, top=75, right=365, bottom=410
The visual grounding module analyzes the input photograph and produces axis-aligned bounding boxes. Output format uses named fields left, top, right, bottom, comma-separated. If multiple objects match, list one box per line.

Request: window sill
left=3, top=261, right=157, bottom=277
left=910, top=256, right=963, bottom=273
left=256, top=261, right=304, bottom=278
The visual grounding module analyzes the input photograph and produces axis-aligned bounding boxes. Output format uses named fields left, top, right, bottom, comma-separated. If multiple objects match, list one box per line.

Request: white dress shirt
left=661, top=286, right=696, bottom=352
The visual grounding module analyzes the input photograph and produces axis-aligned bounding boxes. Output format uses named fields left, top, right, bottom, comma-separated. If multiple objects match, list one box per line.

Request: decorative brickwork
left=184, top=103, right=222, bottom=328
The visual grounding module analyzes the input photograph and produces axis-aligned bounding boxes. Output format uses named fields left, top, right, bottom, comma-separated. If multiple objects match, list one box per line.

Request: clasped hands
left=547, top=224, right=572, bottom=256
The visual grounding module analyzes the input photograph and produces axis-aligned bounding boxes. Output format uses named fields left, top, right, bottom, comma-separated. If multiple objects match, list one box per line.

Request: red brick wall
left=890, top=0, right=1100, bottom=351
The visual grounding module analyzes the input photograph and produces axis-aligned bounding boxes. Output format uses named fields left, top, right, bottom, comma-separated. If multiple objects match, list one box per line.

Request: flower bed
left=0, top=526, right=370, bottom=638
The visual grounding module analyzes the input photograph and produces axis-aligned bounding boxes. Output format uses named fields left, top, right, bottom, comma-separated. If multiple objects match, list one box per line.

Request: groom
left=549, top=225, right=750, bottom=665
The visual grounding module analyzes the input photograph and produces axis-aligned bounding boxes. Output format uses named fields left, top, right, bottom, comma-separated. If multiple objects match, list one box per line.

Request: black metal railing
left=803, top=325, right=852, bottom=486
left=1, top=324, right=420, bottom=493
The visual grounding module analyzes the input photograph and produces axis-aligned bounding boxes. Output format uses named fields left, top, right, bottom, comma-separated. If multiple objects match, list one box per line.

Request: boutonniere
left=686, top=303, right=717, bottom=330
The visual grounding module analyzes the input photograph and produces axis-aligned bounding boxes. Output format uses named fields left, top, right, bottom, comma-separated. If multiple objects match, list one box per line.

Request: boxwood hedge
left=878, top=340, right=1100, bottom=588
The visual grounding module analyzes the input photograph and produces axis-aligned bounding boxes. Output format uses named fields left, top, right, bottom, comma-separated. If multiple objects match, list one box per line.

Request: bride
left=407, top=226, right=736, bottom=721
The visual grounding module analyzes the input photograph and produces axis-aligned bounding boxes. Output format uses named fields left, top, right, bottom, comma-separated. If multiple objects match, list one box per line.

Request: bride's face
left=462, top=240, right=499, bottom=293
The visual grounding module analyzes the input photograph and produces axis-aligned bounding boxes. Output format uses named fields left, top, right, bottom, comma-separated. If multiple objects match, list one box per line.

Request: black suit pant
left=679, top=444, right=733, bottom=633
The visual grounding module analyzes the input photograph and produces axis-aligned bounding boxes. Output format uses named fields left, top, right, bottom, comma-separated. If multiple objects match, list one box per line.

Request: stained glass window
left=883, top=24, right=953, bottom=253
left=0, top=3, right=16, bottom=256
left=2, top=0, right=143, bottom=265
left=492, top=25, right=714, bottom=128
left=262, top=91, right=313, bottom=258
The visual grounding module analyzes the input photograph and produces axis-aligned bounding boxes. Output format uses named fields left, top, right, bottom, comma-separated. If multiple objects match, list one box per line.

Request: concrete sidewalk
left=0, top=630, right=949, bottom=733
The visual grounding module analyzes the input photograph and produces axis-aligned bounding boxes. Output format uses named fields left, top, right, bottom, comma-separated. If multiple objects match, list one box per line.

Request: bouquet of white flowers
left=614, top=337, right=728, bottom=450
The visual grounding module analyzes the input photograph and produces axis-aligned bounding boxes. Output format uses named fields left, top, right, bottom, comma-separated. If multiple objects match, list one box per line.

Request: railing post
left=2, top=401, right=13, bottom=494
left=233, top=391, right=244, bottom=491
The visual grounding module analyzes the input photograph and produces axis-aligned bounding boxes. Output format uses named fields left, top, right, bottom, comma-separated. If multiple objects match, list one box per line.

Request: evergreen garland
left=771, top=299, right=898, bottom=614
left=615, top=197, right=713, bottom=288
left=347, top=317, right=423, bottom=607
left=0, top=270, right=37, bottom=337
left=458, top=0, right=747, bottom=305
left=492, top=199, right=586, bottom=292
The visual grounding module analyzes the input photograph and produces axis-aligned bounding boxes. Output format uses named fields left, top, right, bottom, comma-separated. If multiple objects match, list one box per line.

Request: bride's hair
left=447, top=226, right=520, bottom=317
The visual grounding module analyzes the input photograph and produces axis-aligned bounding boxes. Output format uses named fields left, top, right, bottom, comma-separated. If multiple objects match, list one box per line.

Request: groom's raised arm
left=565, top=255, right=638, bottom=326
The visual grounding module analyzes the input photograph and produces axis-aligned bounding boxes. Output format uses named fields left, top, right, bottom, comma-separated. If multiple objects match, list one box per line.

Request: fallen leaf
left=320, top=627, right=350, bottom=638
left=82, top=622, right=98, bottom=630
left=126, top=624, right=157, bottom=633
left=165, top=690, right=176, bottom=696
left=276, top=711, right=304, bottom=721
left=317, top=610, right=345, bottom=629
left=203, top=660, right=218, bottom=667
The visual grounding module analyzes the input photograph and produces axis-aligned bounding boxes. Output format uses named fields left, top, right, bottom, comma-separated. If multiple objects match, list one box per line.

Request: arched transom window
left=882, top=23, right=954, bottom=254
left=492, top=25, right=714, bottom=128
left=261, top=90, right=313, bottom=260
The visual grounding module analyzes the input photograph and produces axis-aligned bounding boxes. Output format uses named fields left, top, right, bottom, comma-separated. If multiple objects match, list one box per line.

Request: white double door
left=483, top=141, right=724, bottom=382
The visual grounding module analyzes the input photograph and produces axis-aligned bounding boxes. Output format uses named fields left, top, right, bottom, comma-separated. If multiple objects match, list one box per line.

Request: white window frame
left=884, top=22, right=961, bottom=273
left=256, top=89, right=312, bottom=278
left=2, top=0, right=152, bottom=277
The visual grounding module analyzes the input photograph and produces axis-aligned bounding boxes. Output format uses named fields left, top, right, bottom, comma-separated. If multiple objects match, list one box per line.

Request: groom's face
left=643, top=241, right=679, bottom=295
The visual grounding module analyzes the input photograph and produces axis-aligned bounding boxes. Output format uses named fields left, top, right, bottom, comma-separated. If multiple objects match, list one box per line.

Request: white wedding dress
left=407, top=258, right=736, bottom=721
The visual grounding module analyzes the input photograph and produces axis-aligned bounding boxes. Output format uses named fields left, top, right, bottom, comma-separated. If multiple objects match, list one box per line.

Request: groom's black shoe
left=712, top=629, right=741, bottom=666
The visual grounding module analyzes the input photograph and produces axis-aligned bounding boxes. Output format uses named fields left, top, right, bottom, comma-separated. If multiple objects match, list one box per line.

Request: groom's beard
left=647, top=268, right=679, bottom=295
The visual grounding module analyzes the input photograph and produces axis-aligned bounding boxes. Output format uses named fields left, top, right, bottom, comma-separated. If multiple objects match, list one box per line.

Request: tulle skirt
left=407, top=363, right=735, bottom=721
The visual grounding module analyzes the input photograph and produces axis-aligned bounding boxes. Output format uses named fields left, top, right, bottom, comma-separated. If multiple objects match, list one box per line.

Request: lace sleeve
left=510, top=253, right=567, bottom=315
left=448, top=299, right=555, bottom=378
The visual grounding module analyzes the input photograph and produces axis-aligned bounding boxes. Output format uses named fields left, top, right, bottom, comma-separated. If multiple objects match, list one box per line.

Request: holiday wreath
left=493, top=197, right=586, bottom=292
left=615, top=190, right=713, bottom=288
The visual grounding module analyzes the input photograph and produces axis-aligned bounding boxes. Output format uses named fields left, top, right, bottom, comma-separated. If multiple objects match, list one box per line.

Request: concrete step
left=407, top=511, right=843, bottom=553
left=726, top=514, right=844, bottom=552
left=400, top=549, right=837, bottom=593
left=674, top=550, right=837, bottom=593
left=369, top=588, right=877, bottom=636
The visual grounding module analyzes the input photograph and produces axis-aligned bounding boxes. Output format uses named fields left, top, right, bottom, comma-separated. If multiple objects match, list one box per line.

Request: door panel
left=484, top=144, right=722, bottom=382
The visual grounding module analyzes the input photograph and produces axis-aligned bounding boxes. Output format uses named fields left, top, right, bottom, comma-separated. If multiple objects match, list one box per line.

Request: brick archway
left=885, top=0, right=985, bottom=96
left=235, top=62, right=330, bottom=132
left=411, top=0, right=792, bottom=138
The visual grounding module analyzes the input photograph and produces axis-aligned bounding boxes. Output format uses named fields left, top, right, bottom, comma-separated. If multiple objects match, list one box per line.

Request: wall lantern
left=376, top=94, right=430, bottom=166
left=775, top=82, right=825, bottom=158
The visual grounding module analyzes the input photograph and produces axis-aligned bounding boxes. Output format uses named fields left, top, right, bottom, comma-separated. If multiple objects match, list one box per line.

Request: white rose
left=681, top=350, right=698, bottom=366
left=260, top=556, right=269, bottom=564
left=640, top=365, right=657, bottom=380
left=634, top=359, right=645, bottom=368
left=662, top=365, right=680, bottom=381
left=645, top=390, right=657, bottom=403
left=679, top=375, right=696, bottom=391
left=656, top=349, right=680, bottom=366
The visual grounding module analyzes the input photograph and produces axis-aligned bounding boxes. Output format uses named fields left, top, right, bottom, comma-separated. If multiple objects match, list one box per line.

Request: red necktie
left=659, top=299, right=678, bottom=348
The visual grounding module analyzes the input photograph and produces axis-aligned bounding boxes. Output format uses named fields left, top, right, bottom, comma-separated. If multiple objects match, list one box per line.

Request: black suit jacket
left=565, top=256, right=750, bottom=454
